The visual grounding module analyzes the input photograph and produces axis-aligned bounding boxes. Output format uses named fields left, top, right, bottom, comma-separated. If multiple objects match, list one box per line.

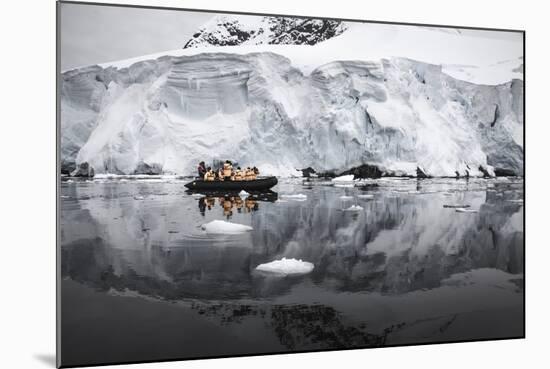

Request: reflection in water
left=60, top=177, right=524, bottom=365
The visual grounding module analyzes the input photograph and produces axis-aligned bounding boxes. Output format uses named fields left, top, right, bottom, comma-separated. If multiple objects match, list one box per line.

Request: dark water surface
left=60, top=176, right=524, bottom=366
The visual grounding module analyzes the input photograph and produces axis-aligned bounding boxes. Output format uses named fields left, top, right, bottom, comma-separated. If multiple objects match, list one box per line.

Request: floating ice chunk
left=201, top=220, right=253, bottom=234
left=134, top=195, right=145, bottom=200
left=343, top=205, right=363, bottom=212
left=255, top=257, right=314, bottom=275
left=281, top=194, right=307, bottom=201
left=357, top=194, right=374, bottom=199
left=332, top=175, right=355, bottom=182
left=443, top=204, right=471, bottom=208
left=455, top=208, right=478, bottom=213
left=340, top=195, right=353, bottom=200
left=239, top=190, right=250, bottom=197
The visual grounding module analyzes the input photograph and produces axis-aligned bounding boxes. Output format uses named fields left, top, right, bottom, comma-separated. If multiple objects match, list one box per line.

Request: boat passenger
left=223, top=160, right=233, bottom=181
left=197, top=161, right=206, bottom=178
left=244, top=167, right=253, bottom=181
left=204, top=167, right=215, bottom=181
left=218, top=168, right=224, bottom=181
left=251, top=166, right=259, bottom=180
left=234, top=166, right=244, bottom=181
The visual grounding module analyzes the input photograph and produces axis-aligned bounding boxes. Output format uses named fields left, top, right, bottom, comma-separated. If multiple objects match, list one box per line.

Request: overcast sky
left=60, top=3, right=212, bottom=70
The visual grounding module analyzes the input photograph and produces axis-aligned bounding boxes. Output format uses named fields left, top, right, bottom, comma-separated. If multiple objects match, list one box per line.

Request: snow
left=332, top=175, right=355, bottom=182
left=200, top=220, right=253, bottom=234
left=255, top=257, right=314, bottom=275
left=61, top=16, right=523, bottom=178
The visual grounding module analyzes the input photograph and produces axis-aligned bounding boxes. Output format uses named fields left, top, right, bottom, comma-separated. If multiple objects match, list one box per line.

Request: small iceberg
left=201, top=220, right=253, bottom=234
left=357, top=194, right=374, bottom=199
left=255, top=257, right=314, bottom=275
left=340, top=195, right=353, bottom=200
left=455, top=208, right=478, bottom=213
left=332, top=174, right=355, bottom=182
left=281, top=194, right=307, bottom=201
left=343, top=205, right=363, bottom=212
left=239, top=190, right=250, bottom=197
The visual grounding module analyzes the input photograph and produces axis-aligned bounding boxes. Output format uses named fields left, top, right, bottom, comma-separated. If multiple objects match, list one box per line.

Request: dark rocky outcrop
left=416, top=166, right=430, bottom=179
left=134, top=161, right=163, bottom=175
left=297, top=167, right=316, bottom=178
left=61, top=160, right=77, bottom=175
left=70, top=162, right=94, bottom=177
left=478, top=165, right=492, bottom=178
left=494, top=167, right=517, bottom=177
left=339, top=164, right=383, bottom=179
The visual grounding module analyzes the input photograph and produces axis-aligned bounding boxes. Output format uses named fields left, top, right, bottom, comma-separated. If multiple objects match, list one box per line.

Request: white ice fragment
left=134, top=195, right=145, bottom=200
left=201, top=220, right=253, bottom=234
left=343, top=205, right=363, bottom=212
left=255, top=257, right=314, bottom=275
left=357, top=194, right=374, bottom=199
left=340, top=195, right=353, bottom=200
left=332, top=175, right=355, bottom=182
left=455, top=208, right=478, bottom=213
left=281, top=194, right=307, bottom=201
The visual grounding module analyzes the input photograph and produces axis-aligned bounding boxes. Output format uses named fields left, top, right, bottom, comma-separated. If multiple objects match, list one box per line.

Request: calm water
left=60, top=177, right=524, bottom=366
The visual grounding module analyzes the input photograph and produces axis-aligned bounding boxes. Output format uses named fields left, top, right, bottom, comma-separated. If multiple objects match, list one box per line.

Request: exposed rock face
left=416, top=166, right=430, bottom=179
left=494, top=167, right=517, bottom=177
left=183, top=15, right=347, bottom=48
left=340, top=164, right=383, bottom=179
left=297, top=167, right=316, bottom=178
left=134, top=161, right=163, bottom=175
left=71, top=162, right=94, bottom=177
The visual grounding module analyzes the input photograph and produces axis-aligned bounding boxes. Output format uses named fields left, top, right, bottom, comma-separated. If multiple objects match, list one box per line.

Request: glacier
left=60, top=20, right=523, bottom=178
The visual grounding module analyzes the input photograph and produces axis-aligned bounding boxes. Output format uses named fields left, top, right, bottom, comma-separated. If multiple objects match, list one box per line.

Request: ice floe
left=455, top=208, right=478, bottom=213
left=343, top=205, right=364, bottom=212
left=255, top=257, right=314, bottom=275
left=357, top=194, right=374, bottom=199
left=280, top=194, right=307, bottom=201
left=201, top=220, right=253, bottom=234
left=332, top=175, right=355, bottom=182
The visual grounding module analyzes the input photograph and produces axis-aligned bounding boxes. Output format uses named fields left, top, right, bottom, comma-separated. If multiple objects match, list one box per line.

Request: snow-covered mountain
left=61, top=16, right=523, bottom=177
left=183, top=15, right=347, bottom=48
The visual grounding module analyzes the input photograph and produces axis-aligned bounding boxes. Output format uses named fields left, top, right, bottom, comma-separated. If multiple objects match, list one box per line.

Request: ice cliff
left=61, top=17, right=523, bottom=177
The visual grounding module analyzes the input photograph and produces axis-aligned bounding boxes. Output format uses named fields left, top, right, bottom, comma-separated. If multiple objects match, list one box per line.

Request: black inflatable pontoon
left=184, top=176, right=278, bottom=191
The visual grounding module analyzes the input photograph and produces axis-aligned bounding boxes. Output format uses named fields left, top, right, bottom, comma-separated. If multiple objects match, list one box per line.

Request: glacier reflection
left=61, top=177, right=523, bottom=354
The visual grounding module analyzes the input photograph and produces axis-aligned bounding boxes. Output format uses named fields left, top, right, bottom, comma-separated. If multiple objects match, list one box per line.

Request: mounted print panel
left=57, top=1, right=524, bottom=367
